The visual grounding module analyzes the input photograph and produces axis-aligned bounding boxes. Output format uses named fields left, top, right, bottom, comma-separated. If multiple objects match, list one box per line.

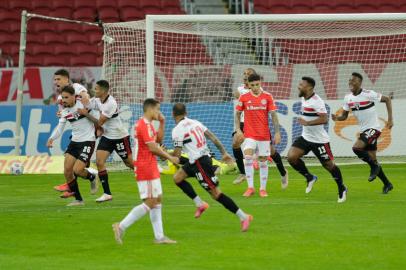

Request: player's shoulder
left=362, top=88, right=379, bottom=96
left=72, top=83, right=87, bottom=92
left=312, top=93, right=324, bottom=102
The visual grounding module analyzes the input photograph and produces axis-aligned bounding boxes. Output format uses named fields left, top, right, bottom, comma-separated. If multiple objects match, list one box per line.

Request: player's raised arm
left=380, top=95, right=393, bottom=128
left=204, top=129, right=233, bottom=163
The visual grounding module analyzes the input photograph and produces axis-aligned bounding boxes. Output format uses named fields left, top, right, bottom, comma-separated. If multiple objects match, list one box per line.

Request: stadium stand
left=0, top=0, right=185, bottom=67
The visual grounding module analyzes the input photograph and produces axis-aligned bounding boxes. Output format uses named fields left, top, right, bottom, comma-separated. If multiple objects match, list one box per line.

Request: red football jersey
left=235, top=90, right=277, bottom=141
left=133, top=117, right=160, bottom=181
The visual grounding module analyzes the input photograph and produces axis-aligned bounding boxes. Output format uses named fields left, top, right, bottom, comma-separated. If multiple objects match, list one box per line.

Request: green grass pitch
left=0, top=164, right=405, bottom=270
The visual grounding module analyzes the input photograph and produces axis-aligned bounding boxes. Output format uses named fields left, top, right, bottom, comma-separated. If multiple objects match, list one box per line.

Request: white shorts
left=137, top=178, right=162, bottom=199
left=242, top=138, right=270, bottom=157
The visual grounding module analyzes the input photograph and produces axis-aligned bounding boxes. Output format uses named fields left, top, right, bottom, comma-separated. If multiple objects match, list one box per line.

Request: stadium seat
left=32, top=21, right=56, bottom=34
left=139, top=0, right=161, bottom=9
left=88, top=31, right=103, bottom=44
left=8, top=0, right=32, bottom=10
left=163, top=1, right=181, bottom=9
left=69, top=55, right=97, bottom=66
left=120, top=8, right=145, bottom=21
left=43, top=33, right=65, bottom=45
left=96, top=0, right=117, bottom=9
left=73, top=0, right=95, bottom=9
left=290, top=0, right=312, bottom=14
left=334, top=0, right=356, bottom=13
left=0, top=43, right=19, bottom=58
left=0, top=33, right=19, bottom=44
left=377, top=0, right=401, bottom=12
left=354, top=0, right=379, bottom=13
left=25, top=55, right=44, bottom=66
left=49, top=8, right=74, bottom=19
left=66, top=33, right=90, bottom=45
left=54, top=44, right=77, bottom=56
left=31, top=44, right=55, bottom=56
left=311, top=0, right=335, bottom=13
left=32, top=0, right=53, bottom=14
left=117, top=0, right=138, bottom=9
left=72, top=44, right=98, bottom=56
left=0, top=9, right=20, bottom=21
left=98, top=8, right=120, bottom=23
left=96, top=55, right=103, bottom=66
left=56, top=23, right=83, bottom=35
left=43, top=55, right=68, bottom=66
left=73, top=8, right=97, bottom=21
left=52, top=1, right=74, bottom=10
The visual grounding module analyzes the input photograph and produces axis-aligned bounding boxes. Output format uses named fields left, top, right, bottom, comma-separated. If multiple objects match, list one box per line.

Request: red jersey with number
left=235, top=91, right=277, bottom=141
left=133, top=117, right=160, bottom=181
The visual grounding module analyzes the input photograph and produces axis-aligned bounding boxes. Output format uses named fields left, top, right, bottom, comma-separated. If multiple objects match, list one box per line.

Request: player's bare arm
left=299, top=113, right=328, bottom=126
left=156, top=112, right=165, bottom=143
left=204, top=130, right=233, bottom=163
left=331, top=110, right=349, bottom=121
left=77, top=108, right=105, bottom=128
left=270, top=111, right=281, bottom=144
left=147, top=142, right=179, bottom=164
left=235, top=111, right=243, bottom=134
left=380, top=95, right=394, bottom=128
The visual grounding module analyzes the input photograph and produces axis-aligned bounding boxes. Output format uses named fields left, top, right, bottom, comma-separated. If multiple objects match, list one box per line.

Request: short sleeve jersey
left=57, top=83, right=87, bottom=109
left=300, top=93, right=330, bottom=143
left=235, top=90, right=277, bottom=141
left=343, top=89, right=382, bottom=132
left=133, top=118, right=160, bottom=181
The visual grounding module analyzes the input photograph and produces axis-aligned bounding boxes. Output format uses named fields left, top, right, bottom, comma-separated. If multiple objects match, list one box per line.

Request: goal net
left=102, top=14, right=406, bottom=166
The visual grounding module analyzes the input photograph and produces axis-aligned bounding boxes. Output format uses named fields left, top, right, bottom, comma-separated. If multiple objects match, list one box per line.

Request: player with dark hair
left=287, top=77, right=347, bottom=203
left=47, top=86, right=98, bottom=206
left=235, top=73, right=281, bottom=197
left=112, top=98, right=179, bottom=244
left=171, top=103, right=253, bottom=232
left=232, top=68, right=288, bottom=188
left=332, top=72, right=393, bottom=194
left=78, top=80, right=133, bottom=202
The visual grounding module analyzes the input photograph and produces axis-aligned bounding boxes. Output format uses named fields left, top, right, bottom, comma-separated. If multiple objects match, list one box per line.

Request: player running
left=232, top=68, right=288, bottom=188
left=235, top=73, right=281, bottom=197
left=112, top=98, right=179, bottom=244
left=78, top=80, right=133, bottom=203
left=332, top=72, right=393, bottom=194
left=287, top=77, right=347, bottom=203
left=47, top=86, right=98, bottom=206
left=171, top=103, right=253, bottom=232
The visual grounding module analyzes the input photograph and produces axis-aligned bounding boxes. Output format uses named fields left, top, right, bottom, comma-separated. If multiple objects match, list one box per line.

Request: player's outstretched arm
left=147, top=142, right=179, bottom=165
left=380, top=95, right=393, bottom=128
left=204, top=130, right=233, bottom=163
left=270, top=111, right=281, bottom=144
left=47, top=122, right=66, bottom=148
left=77, top=108, right=104, bottom=128
left=331, top=110, right=349, bottom=121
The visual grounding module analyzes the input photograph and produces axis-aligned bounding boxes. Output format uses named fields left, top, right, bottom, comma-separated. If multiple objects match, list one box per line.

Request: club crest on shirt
left=261, top=99, right=267, bottom=105
left=354, top=102, right=360, bottom=110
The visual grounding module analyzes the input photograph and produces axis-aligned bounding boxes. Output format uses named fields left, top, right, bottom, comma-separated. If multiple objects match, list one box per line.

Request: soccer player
left=287, top=77, right=347, bottom=203
left=235, top=73, right=281, bottom=197
left=232, top=68, right=288, bottom=188
left=47, top=86, right=98, bottom=206
left=112, top=98, right=179, bottom=244
left=77, top=80, right=133, bottom=203
left=52, top=69, right=95, bottom=192
left=332, top=72, right=393, bottom=194
left=171, top=103, right=253, bottom=232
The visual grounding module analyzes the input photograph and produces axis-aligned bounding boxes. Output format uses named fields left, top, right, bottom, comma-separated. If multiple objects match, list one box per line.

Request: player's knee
left=258, top=156, right=267, bottom=162
left=211, top=190, right=221, bottom=200
left=322, top=161, right=334, bottom=171
left=95, top=158, right=105, bottom=169
left=287, top=154, right=297, bottom=165
left=124, top=159, right=133, bottom=169
left=352, top=147, right=363, bottom=157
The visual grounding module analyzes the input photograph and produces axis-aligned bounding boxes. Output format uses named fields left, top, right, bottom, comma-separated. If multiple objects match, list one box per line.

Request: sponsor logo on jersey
left=247, top=105, right=266, bottom=110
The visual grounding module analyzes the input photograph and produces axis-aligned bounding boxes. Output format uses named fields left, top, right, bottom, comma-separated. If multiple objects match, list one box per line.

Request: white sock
left=236, top=209, right=248, bottom=221
left=244, top=155, right=254, bottom=188
left=193, top=196, right=203, bottom=207
left=119, top=203, right=150, bottom=231
left=259, top=160, right=268, bottom=190
left=149, top=204, right=164, bottom=240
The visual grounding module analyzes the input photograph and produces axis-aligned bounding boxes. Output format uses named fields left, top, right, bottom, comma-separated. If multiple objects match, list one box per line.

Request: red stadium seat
left=139, top=0, right=161, bottom=9
left=334, top=0, right=356, bottom=13
left=66, top=33, right=89, bottom=45
left=265, top=0, right=292, bottom=14
left=88, top=31, right=103, bottom=44
left=98, top=8, right=120, bottom=23
left=290, top=0, right=312, bottom=13
left=0, top=43, right=19, bottom=57
left=96, top=0, right=117, bottom=9
left=32, top=21, right=56, bottom=34
left=54, top=44, right=77, bottom=56
left=311, top=0, right=335, bottom=13
left=25, top=55, right=44, bottom=66
left=73, top=8, right=97, bottom=21
left=43, top=33, right=64, bottom=45
left=72, top=44, right=98, bottom=56
left=0, top=33, right=19, bottom=44
left=73, top=0, right=95, bottom=9
left=32, top=0, right=53, bottom=14
left=8, top=0, right=32, bottom=10
left=120, top=8, right=145, bottom=21
left=43, top=55, right=68, bottom=66
left=56, top=23, right=82, bottom=34
left=52, top=1, right=74, bottom=10
left=354, top=0, right=379, bottom=13
left=163, top=0, right=181, bottom=9
left=142, top=7, right=163, bottom=15
left=69, top=55, right=97, bottom=66
left=0, top=9, right=20, bottom=21
left=49, top=8, right=74, bottom=19
left=31, top=44, right=55, bottom=56
left=117, top=0, right=138, bottom=9
left=96, top=55, right=103, bottom=66
left=377, top=0, right=401, bottom=12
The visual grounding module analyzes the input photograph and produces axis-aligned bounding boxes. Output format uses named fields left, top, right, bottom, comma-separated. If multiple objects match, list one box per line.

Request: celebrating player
left=78, top=80, right=133, bottom=203
left=232, top=68, right=288, bottom=189
left=171, top=103, right=253, bottom=232
left=47, top=86, right=98, bottom=206
left=332, top=72, right=393, bottom=194
left=287, top=77, right=347, bottom=203
left=52, top=69, right=96, bottom=193
left=235, top=73, right=281, bottom=197
left=112, top=98, right=179, bottom=244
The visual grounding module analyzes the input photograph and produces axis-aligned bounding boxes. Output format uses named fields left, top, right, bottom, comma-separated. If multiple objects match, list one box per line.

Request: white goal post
left=103, top=13, right=406, bottom=164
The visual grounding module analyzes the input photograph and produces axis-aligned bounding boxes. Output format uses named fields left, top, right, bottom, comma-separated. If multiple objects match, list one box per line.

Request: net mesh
left=102, top=18, right=406, bottom=168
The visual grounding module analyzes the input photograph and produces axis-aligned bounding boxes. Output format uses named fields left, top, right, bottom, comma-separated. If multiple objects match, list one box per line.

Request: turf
left=0, top=164, right=405, bottom=270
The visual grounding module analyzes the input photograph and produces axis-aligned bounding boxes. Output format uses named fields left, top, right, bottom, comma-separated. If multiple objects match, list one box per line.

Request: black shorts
left=182, top=155, right=219, bottom=192
left=359, top=128, right=381, bottom=151
left=65, top=141, right=95, bottom=164
left=292, top=136, right=334, bottom=163
left=97, top=136, right=132, bottom=160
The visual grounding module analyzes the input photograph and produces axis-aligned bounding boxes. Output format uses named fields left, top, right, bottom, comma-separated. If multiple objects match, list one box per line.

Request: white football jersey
left=343, top=89, right=382, bottom=132
left=234, top=84, right=250, bottom=123
left=88, top=95, right=128, bottom=139
left=57, top=83, right=88, bottom=109
left=300, top=93, right=330, bottom=143
left=58, top=100, right=95, bottom=142
left=172, top=117, right=210, bottom=164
